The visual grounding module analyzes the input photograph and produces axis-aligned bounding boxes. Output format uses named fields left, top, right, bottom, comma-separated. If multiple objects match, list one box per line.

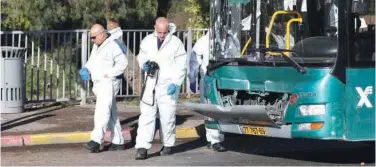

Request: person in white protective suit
left=79, top=24, right=128, bottom=153
left=134, top=17, right=187, bottom=160
left=188, top=32, right=226, bottom=152
left=107, top=18, right=123, bottom=43
left=328, top=1, right=338, bottom=36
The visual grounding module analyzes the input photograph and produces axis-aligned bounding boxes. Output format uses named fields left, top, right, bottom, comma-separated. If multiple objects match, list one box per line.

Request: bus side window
left=353, top=5, right=375, bottom=64
left=355, top=29, right=375, bottom=62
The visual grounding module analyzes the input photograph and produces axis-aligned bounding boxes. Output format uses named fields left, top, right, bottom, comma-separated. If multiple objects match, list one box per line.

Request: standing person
left=106, top=17, right=130, bottom=91
left=107, top=18, right=123, bottom=43
left=134, top=17, right=187, bottom=160
left=188, top=32, right=226, bottom=152
left=79, top=24, right=128, bottom=153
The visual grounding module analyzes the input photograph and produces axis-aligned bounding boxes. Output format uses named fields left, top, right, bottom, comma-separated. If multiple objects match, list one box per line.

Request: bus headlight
left=299, top=105, right=325, bottom=116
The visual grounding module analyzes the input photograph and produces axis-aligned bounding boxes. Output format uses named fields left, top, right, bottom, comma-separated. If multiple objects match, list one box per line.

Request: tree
left=65, top=0, right=130, bottom=29
left=156, top=0, right=172, bottom=17
left=1, top=0, right=158, bottom=30
left=125, top=0, right=158, bottom=28
left=1, top=0, right=68, bottom=30
left=184, top=0, right=210, bottom=28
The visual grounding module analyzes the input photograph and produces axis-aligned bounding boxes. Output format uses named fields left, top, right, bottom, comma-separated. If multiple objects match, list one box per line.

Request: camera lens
left=147, top=61, right=159, bottom=77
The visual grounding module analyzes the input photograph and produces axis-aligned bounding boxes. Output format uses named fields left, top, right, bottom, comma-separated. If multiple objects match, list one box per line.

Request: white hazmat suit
left=108, top=27, right=123, bottom=43
left=188, top=33, right=224, bottom=145
left=84, top=36, right=128, bottom=145
left=135, top=32, right=187, bottom=149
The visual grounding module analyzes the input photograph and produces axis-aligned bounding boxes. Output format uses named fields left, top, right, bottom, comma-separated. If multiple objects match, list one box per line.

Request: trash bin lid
left=1, top=46, right=26, bottom=51
left=1, top=46, right=27, bottom=58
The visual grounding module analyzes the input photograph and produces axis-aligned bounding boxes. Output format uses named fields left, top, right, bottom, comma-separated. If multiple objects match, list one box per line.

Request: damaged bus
left=184, top=0, right=375, bottom=142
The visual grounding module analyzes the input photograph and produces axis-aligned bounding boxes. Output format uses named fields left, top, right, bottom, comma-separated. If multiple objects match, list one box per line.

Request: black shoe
left=212, top=143, right=226, bottom=152
left=83, top=140, right=100, bottom=153
left=107, top=143, right=125, bottom=151
left=135, top=148, right=148, bottom=160
left=159, top=146, right=172, bottom=156
left=206, top=142, right=212, bottom=149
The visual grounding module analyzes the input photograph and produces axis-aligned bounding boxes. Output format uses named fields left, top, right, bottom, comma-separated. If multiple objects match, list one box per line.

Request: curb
left=1, top=126, right=201, bottom=147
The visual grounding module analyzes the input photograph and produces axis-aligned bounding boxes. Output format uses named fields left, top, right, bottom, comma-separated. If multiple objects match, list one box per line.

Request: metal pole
left=255, top=0, right=264, bottom=60
left=186, top=28, right=193, bottom=97
left=80, top=31, right=88, bottom=105
left=256, top=0, right=261, bottom=50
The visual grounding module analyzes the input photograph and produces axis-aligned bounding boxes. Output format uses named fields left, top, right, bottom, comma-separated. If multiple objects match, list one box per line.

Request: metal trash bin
left=0, top=47, right=27, bottom=113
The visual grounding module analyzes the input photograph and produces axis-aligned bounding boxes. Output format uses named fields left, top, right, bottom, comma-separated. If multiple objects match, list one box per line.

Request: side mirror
left=352, top=0, right=369, bottom=15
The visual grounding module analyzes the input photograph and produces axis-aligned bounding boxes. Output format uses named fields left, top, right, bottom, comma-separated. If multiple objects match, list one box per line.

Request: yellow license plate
left=241, top=126, right=267, bottom=136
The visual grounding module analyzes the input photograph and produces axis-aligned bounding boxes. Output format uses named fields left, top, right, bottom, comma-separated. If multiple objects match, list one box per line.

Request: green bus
left=185, top=0, right=375, bottom=143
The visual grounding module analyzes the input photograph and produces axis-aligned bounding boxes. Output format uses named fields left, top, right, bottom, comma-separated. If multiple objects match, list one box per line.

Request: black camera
left=145, top=60, right=159, bottom=77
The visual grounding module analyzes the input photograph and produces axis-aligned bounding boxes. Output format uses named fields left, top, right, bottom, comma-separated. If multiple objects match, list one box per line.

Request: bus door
left=345, top=1, right=375, bottom=140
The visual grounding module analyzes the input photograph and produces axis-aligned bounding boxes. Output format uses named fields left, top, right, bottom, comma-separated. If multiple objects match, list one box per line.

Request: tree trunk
left=156, top=0, right=171, bottom=17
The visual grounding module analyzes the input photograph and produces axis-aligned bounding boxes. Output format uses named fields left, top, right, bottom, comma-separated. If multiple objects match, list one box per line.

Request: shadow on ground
left=1, top=106, right=63, bottom=131
left=223, top=135, right=375, bottom=164
left=1, top=114, right=56, bottom=131
left=123, top=123, right=375, bottom=164
left=121, top=113, right=203, bottom=158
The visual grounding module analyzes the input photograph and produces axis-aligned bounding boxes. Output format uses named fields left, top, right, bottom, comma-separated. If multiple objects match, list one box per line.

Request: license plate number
left=241, top=126, right=266, bottom=136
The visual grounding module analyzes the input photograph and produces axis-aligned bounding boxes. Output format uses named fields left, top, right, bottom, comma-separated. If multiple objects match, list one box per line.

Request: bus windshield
left=209, top=0, right=340, bottom=66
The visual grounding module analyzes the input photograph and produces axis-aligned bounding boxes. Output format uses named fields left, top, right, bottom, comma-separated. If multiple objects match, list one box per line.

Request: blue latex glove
left=167, top=84, right=178, bottom=95
left=190, top=81, right=196, bottom=93
left=143, top=63, right=151, bottom=72
left=79, top=67, right=90, bottom=81
left=81, top=74, right=90, bottom=82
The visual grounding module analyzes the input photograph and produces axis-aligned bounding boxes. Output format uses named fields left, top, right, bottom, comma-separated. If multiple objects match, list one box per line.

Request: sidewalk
left=1, top=102, right=206, bottom=147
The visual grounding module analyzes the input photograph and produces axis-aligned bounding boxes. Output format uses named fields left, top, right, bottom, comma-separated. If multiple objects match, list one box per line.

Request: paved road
left=2, top=135, right=374, bottom=166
